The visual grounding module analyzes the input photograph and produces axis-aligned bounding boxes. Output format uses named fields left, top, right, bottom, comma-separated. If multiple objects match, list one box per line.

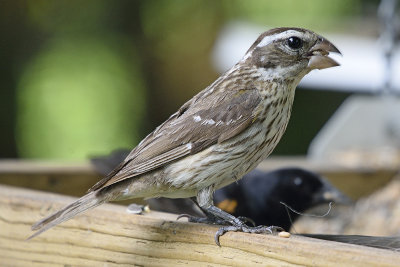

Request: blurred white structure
left=212, top=21, right=400, bottom=93
left=308, top=95, right=400, bottom=163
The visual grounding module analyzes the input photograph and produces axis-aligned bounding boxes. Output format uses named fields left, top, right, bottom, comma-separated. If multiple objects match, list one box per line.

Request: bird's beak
left=307, top=37, right=341, bottom=70
left=312, top=178, right=352, bottom=205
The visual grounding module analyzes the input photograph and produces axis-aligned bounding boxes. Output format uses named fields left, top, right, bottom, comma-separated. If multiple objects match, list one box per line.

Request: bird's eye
left=287, top=36, right=303, bottom=50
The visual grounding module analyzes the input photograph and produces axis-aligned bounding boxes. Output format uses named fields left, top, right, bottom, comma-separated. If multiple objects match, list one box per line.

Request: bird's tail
left=28, top=191, right=106, bottom=240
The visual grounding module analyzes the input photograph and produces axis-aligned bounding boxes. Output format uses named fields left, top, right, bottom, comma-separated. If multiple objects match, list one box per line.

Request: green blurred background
left=0, top=0, right=380, bottom=160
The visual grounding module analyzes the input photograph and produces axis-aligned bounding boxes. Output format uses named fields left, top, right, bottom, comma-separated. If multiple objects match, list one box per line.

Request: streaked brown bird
left=29, top=27, right=341, bottom=245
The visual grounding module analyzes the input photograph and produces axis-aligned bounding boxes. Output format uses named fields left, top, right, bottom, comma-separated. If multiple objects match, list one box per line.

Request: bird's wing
left=89, top=86, right=262, bottom=192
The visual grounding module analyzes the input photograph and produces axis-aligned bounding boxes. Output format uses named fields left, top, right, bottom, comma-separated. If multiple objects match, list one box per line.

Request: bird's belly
left=162, top=115, right=289, bottom=196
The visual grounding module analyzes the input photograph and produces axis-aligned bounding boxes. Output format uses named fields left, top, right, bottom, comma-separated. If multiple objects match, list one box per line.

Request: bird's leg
left=194, top=196, right=256, bottom=226
left=193, top=186, right=284, bottom=246
left=178, top=193, right=256, bottom=226
left=177, top=197, right=230, bottom=225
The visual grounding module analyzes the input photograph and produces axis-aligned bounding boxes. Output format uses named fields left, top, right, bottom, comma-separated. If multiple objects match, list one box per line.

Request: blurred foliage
left=141, top=0, right=223, bottom=56
left=0, top=0, right=379, bottom=159
left=138, top=0, right=224, bottom=126
left=17, top=36, right=145, bottom=159
left=25, top=0, right=122, bottom=34
left=224, top=0, right=362, bottom=30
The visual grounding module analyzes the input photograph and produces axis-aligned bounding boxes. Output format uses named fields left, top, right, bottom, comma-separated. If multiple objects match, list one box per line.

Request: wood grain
left=0, top=185, right=399, bottom=266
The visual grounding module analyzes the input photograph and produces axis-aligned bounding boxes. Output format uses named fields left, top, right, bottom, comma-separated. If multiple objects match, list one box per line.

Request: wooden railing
left=0, top=158, right=399, bottom=266
left=1, top=185, right=399, bottom=266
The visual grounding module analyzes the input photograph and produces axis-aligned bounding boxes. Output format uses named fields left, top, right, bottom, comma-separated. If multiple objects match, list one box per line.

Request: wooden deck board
left=0, top=184, right=399, bottom=266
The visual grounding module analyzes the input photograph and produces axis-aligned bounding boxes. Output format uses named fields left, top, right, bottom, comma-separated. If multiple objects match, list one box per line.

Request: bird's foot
left=214, top=224, right=284, bottom=246
left=177, top=214, right=255, bottom=227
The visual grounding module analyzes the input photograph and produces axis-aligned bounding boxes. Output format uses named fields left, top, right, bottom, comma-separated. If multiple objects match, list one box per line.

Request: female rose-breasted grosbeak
left=30, top=27, right=341, bottom=245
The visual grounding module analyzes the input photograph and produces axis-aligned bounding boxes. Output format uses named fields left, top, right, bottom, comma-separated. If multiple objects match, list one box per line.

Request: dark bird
left=29, top=27, right=341, bottom=245
left=92, top=153, right=349, bottom=230
left=213, top=168, right=349, bottom=231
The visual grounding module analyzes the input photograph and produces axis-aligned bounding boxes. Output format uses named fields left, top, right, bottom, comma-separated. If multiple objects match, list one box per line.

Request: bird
left=213, top=168, right=350, bottom=230
left=92, top=152, right=349, bottom=229
left=29, top=27, right=341, bottom=245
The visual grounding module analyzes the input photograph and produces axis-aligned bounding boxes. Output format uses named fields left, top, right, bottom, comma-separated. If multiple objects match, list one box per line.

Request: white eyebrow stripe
left=256, top=30, right=303, bottom=48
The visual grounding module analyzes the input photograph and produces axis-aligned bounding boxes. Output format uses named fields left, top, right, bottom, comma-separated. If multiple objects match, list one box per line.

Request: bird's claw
left=214, top=225, right=284, bottom=246
left=178, top=213, right=281, bottom=246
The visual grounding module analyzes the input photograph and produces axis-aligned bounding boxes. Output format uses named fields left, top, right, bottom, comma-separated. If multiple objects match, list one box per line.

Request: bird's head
left=242, top=27, right=341, bottom=80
